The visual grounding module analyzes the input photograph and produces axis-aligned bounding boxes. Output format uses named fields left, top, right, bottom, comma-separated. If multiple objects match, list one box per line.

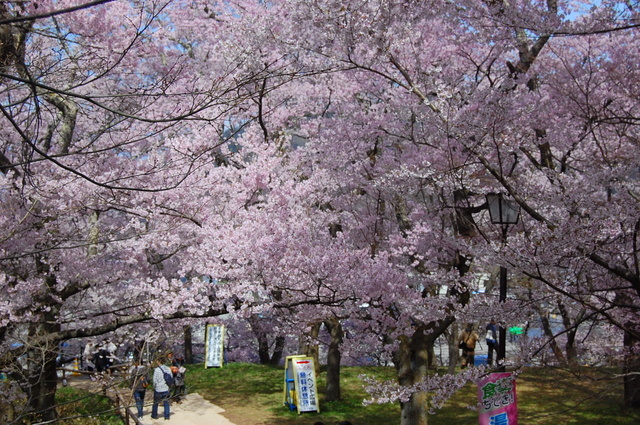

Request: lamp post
left=486, top=193, right=520, bottom=372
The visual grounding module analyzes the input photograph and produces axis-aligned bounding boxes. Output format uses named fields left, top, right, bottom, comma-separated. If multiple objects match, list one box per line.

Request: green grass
left=184, top=363, right=640, bottom=425
left=516, top=367, right=639, bottom=425
left=430, top=367, right=640, bottom=425
left=185, top=362, right=399, bottom=424
left=55, top=386, right=124, bottom=425
left=53, top=363, right=640, bottom=424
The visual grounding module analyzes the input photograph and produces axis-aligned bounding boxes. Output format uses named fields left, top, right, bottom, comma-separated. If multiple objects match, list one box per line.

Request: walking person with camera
left=459, top=324, right=480, bottom=368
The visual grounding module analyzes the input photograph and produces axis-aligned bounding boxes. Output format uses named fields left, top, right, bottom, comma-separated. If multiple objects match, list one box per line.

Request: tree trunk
left=324, top=317, right=343, bottom=402
left=624, top=323, right=640, bottom=407
left=249, top=314, right=277, bottom=365
left=253, top=332, right=286, bottom=365
left=394, top=332, right=430, bottom=425
left=30, top=349, right=59, bottom=422
left=184, top=325, right=193, bottom=364
left=538, top=312, right=567, bottom=364
left=269, top=335, right=285, bottom=365
left=565, top=328, right=578, bottom=365
left=427, top=341, right=437, bottom=369
left=26, top=321, right=61, bottom=423
left=447, top=323, right=459, bottom=373
left=558, top=302, right=584, bottom=365
left=391, top=315, right=458, bottom=425
left=256, top=331, right=271, bottom=364
left=299, top=321, right=321, bottom=375
left=248, top=314, right=286, bottom=365
left=401, top=391, right=430, bottom=425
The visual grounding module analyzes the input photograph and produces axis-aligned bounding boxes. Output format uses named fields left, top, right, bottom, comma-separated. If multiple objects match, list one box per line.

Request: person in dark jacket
left=93, top=348, right=110, bottom=373
left=486, top=319, right=498, bottom=366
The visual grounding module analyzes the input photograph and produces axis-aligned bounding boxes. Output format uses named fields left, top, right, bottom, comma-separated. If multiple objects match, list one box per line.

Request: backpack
left=160, top=366, right=174, bottom=386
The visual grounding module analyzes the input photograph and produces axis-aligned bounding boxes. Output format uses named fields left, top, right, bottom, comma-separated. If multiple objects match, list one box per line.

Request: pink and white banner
left=477, top=372, right=517, bottom=425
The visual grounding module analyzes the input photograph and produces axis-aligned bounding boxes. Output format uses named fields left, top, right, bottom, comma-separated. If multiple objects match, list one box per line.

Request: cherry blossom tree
left=189, top=0, right=640, bottom=423
left=0, top=0, right=272, bottom=421
left=1, top=0, right=639, bottom=424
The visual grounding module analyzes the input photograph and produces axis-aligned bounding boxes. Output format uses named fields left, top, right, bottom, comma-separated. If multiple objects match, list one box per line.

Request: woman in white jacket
left=151, top=358, right=172, bottom=420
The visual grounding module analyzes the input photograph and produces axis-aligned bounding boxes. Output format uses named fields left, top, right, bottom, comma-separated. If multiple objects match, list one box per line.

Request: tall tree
left=2, top=0, right=639, bottom=424
left=0, top=0, right=266, bottom=421
left=200, top=0, right=640, bottom=421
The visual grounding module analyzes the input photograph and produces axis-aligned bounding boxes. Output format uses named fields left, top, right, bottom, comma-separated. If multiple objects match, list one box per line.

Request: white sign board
left=205, top=324, right=225, bottom=368
left=291, top=357, right=319, bottom=413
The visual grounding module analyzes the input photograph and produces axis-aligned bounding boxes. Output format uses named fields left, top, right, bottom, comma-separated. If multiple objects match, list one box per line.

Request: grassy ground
left=55, top=386, right=124, bottom=425
left=54, top=363, right=640, bottom=424
left=186, top=363, right=399, bottom=425
left=184, top=363, right=640, bottom=425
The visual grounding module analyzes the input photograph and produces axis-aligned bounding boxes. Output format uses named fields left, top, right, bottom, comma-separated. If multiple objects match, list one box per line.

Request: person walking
left=172, top=365, right=186, bottom=402
left=169, top=354, right=185, bottom=401
left=459, top=324, right=480, bottom=368
left=151, top=357, right=172, bottom=420
left=83, top=341, right=97, bottom=371
left=486, top=319, right=498, bottom=366
left=93, top=341, right=110, bottom=373
left=129, top=361, right=148, bottom=418
left=105, top=339, right=118, bottom=368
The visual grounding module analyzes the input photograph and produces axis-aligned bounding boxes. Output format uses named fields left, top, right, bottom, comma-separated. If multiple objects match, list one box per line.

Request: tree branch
left=0, top=0, right=116, bottom=25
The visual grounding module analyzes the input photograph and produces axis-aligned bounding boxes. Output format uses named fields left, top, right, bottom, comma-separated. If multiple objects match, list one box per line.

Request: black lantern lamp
left=486, top=193, right=521, bottom=229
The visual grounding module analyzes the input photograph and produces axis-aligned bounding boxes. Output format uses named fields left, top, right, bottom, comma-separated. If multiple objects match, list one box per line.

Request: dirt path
left=140, top=392, right=236, bottom=425
left=65, top=374, right=237, bottom=425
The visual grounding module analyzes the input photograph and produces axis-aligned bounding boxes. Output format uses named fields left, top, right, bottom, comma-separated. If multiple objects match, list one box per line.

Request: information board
left=283, top=355, right=319, bottom=413
left=204, top=324, right=225, bottom=368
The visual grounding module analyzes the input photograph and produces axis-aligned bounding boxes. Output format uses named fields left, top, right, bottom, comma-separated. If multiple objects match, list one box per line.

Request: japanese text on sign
left=477, top=373, right=517, bottom=425
left=480, top=376, right=516, bottom=411
left=205, top=324, right=224, bottom=368
left=292, top=359, right=319, bottom=413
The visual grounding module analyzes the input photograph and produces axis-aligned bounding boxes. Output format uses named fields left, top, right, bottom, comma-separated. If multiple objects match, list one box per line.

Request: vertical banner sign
left=478, top=372, right=517, bottom=425
left=291, top=357, right=319, bottom=413
left=204, top=324, right=225, bottom=368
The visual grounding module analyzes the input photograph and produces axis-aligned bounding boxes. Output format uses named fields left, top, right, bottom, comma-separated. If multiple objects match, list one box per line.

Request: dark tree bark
left=248, top=314, right=286, bottom=365
left=323, top=317, right=343, bottom=402
left=394, top=330, right=430, bottom=425
left=538, top=313, right=567, bottom=364
left=256, top=331, right=271, bottom=365
left=558, top=302, right=584, bottom=365
left=624, top=323, right=640, bottom=407
left=390, top=251, right=471, bottom=425
left=447, top=323, right=459, bottom=373
left=184, top=325, right=193, bottom=364
left=269, top=335, right=285, bottom=366
left=26, top=319, right=61, bottom=423
left=299, top=321, right=321, bottom=375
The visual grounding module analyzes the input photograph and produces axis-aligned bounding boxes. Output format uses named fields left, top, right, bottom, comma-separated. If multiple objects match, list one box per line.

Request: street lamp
left=486, top=193, right=520, bottom=372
